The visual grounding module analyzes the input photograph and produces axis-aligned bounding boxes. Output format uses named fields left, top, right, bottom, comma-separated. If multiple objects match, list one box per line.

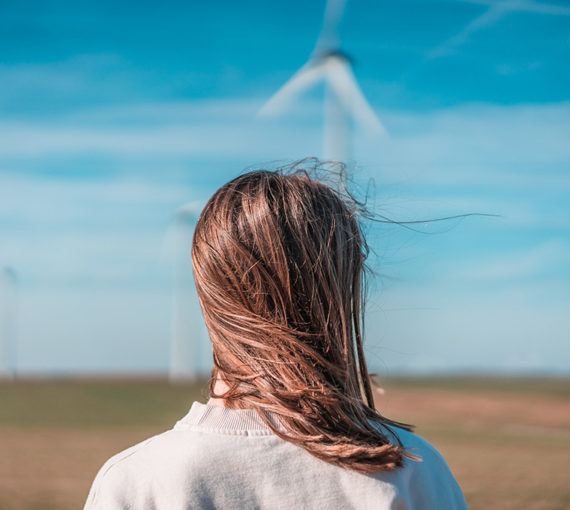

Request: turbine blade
left=314, top=0, right=347, bottom=54
left=257, top=63, right=325, bottom=117
left=326, top=59, right=386, bottom=135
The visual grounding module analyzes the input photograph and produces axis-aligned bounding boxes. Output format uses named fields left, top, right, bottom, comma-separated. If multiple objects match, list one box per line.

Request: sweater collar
left=174, top=400, right=288, bottom=434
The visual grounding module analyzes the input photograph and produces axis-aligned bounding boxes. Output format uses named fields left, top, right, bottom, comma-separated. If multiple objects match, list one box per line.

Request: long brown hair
left=191, top=160, right=417, bottom=473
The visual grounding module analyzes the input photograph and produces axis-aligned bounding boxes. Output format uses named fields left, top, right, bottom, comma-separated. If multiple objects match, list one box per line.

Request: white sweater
left=84, top=400, right=468, bottom=509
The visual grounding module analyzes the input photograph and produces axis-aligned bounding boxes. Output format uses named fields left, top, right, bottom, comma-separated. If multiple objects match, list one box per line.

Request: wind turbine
left=163, top=203, right=207, bottom=382
left=0, top=266, right=18, bottom=379
left=258, top=0, right=385, bottom=168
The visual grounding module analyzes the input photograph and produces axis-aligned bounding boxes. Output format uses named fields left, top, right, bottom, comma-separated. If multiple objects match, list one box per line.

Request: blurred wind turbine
left=0, top=267, right=18, bottom=379
left=163, top=202, right=207, bottom=382
left=258, top=0, right=385, bottom=168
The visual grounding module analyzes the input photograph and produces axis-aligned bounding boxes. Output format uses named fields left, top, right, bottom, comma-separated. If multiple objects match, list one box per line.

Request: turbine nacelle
left=257, top=0, right=386, bottom=163
left=258, top=51, right=386, bottom=135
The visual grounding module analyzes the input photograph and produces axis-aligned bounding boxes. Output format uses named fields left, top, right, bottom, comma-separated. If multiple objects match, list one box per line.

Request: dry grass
left=0, top=377, right=568, bottom=510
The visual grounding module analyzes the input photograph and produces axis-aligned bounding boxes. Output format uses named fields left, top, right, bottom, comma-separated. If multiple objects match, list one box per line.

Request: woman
left=84, top=163, right=468, bottom=509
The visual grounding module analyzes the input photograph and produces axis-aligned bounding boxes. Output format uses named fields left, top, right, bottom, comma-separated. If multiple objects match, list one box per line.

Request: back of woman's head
left=191, top=161, right=416, bottom=473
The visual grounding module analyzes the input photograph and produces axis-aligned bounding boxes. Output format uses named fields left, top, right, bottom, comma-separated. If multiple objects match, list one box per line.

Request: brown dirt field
left=0, top=380, right=568, bottom=510
left=377, top=387, right=570, bottom=430
left=0, top=427, right=155, bottom=510
left=377, top=386, right=570, bottom=510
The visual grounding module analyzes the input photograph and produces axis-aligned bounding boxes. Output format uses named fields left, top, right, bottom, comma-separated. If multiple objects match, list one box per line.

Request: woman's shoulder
left=381, top=424, right=469, bottom=509
left=83, top=427, right=206, bottom=510
left=83, top=420, right=244, bottom=509
left=83, top=430, right=172, bottom=509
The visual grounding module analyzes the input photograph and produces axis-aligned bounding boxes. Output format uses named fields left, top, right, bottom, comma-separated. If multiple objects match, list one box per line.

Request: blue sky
left=0, top=0, right=569, bottom=375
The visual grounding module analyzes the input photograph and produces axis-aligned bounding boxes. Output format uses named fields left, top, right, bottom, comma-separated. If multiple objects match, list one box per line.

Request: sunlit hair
left=191, top=159, right=418, bottom=473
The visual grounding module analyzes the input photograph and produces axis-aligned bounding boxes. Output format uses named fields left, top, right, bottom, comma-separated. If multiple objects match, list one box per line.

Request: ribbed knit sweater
left=83, top=400, right=468, bottom=509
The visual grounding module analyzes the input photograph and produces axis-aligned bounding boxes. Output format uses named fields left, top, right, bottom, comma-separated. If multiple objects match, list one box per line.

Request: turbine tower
left=0, top=266, right=18, bottom=379
left=258, top=0, right=385, bottom=168
left=168, top=204, right=205, bottom=381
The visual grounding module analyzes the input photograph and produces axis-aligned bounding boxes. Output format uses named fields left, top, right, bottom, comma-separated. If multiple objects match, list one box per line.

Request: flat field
left=0, top=377, right=568, bottom=510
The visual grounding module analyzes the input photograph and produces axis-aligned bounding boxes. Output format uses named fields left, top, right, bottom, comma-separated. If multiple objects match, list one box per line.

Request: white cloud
left=0, top=54, right=117, bottom=90
left=366, top=279, right=570, bottom=374
left=0, top=174, right=199, bottom=288
left=428, top=0, right=570, bottom=59
left=370, top=194, right=570, bottom=231
left=0, top=107, right=318, bottom=160
left=355, top=102, right=570, bottom=193
left=440, top=239, right=570, bottom=282
left=428, top=3, right=507, bottom=59
left=1, top=100, right=568, bottom=189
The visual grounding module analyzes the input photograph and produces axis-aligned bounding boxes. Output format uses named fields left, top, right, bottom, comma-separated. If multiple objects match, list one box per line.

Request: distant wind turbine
left=258, top=0, right=385, bottom=169
left=0, top=267, right=18, bottom=380
left=165, top=203, right=206, bottom=382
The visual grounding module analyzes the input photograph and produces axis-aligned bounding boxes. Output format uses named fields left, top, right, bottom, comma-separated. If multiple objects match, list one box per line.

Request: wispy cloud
left=441, top=240, right=570, bottom=282
left=1, top=100, right=569, bottom=186
left=0, top=98, right=320, bottom=160
left=428, top=0, right=570, bottom=60
left=0, top=173, right=201, bottom=288
left=359, top=101, right=570, bottom=191
left=368, top=277, right=570, bottom=374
